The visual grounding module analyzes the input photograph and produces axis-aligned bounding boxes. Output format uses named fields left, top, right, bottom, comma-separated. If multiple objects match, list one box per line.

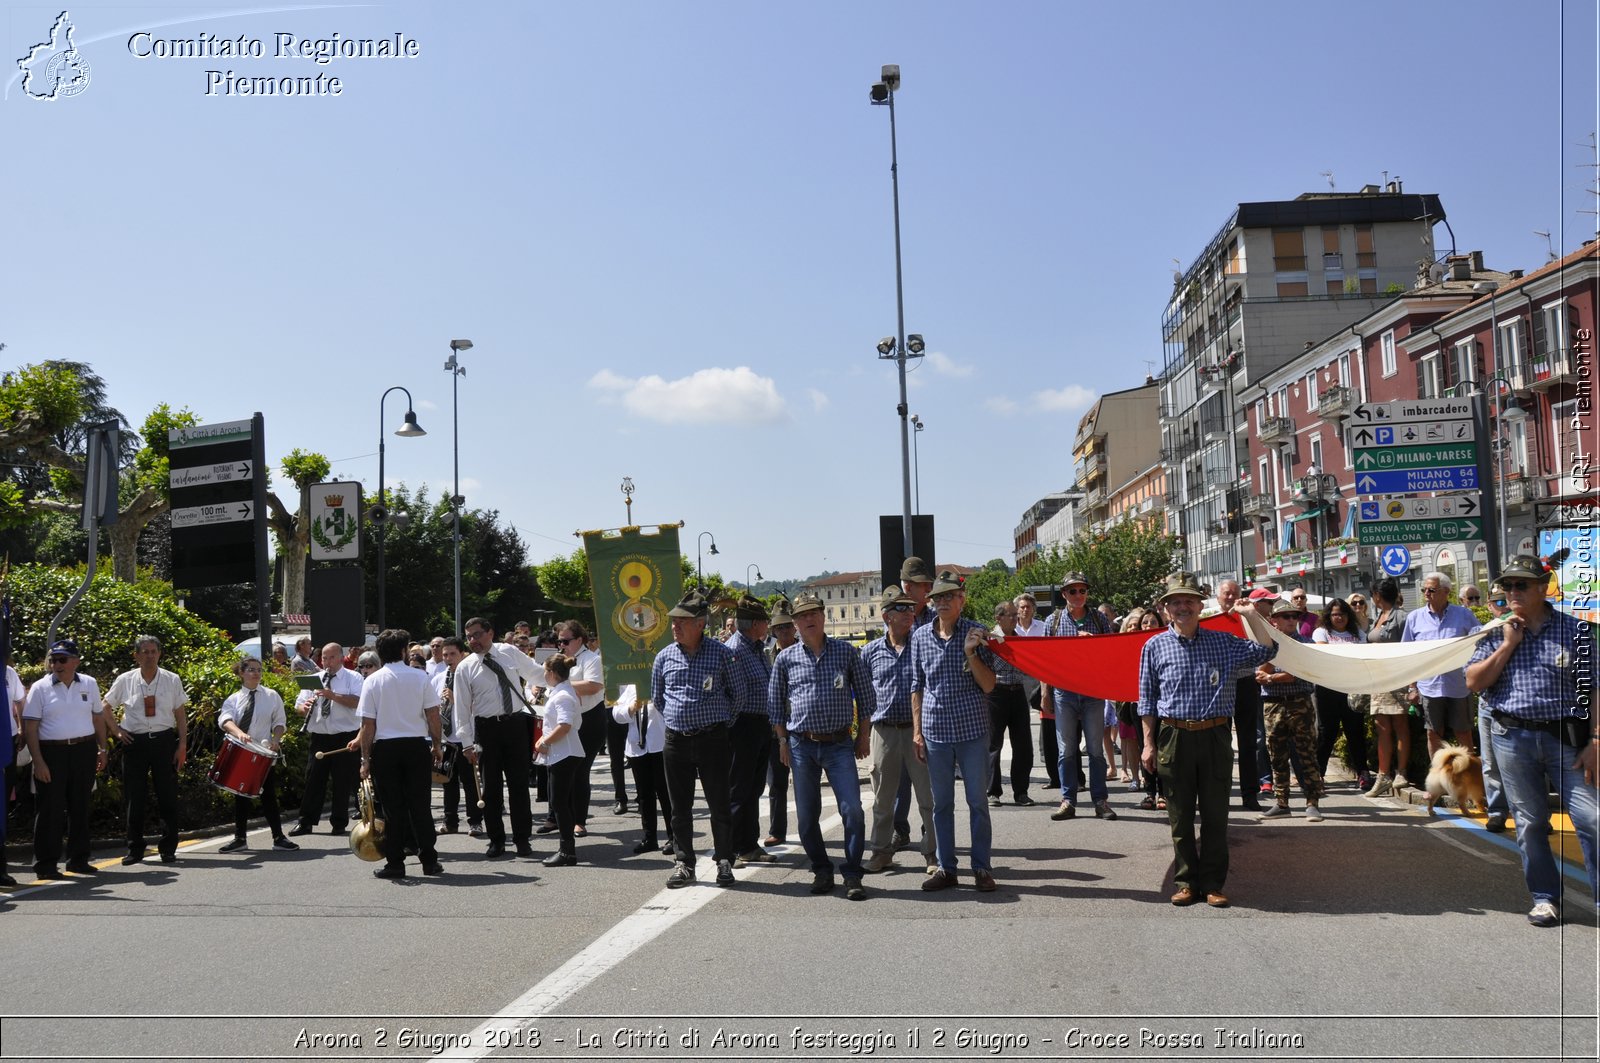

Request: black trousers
left=548, top=757, right=581, bottom=856
left=573, top=707, right=608, bottom=825
left=606, top=715, right=631, bottom=804
left=371, top=736, right=437, bottom=870
left=1233, top=678, right=1265, bottom=802
left=475, top=714, right=533, bottom=846
left=664, top=725, right=733, bottom=867
left=232, top=766, right=284, bottom=837
left=34, top=740, right=96, bottom=872
left=298, top=729, right=358, bottom=830
left=123, top=729, right=180, bottom=856
left=985, top=683, right=1034, bottom=799
left=442, top=743, right=481, bottom=828
left=766, top=738, right=790, bottom=841
left=1316, top=686, right=1368, bottom=779
left=727, top=713, right=771, bottom=854
left=629, top=751, right=672, bottom=844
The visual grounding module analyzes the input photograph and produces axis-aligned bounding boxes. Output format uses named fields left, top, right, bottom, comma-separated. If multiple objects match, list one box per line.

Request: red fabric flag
left=989, top=613, right=1245, bottom=703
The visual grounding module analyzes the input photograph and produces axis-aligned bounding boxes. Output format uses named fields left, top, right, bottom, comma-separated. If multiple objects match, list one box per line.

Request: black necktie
left=318, top=672, right=333, bottom=719
left=240, top=687, right=257, bottom=732
left=442, top=666, right=456, bottom=734
left=479, top=653, right=515, bottom=716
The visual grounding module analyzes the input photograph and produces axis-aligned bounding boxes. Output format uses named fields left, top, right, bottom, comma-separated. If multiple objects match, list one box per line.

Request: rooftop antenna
left=1534, top=229, right=1557, bottom=262
left=1319, top=170, right=1335, bottom=190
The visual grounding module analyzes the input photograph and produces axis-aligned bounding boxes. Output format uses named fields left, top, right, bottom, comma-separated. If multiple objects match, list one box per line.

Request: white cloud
left=587, top=366, right=787, bottom=425
left=983, top=396, right=1019, bottom=414
left=806, top=388, right=830, bottom=412
left=926, top=351, right=974, bottom=378
left=415, top=398, right=439, bottom=411
left=1034, top=385, right=1097, bottom=412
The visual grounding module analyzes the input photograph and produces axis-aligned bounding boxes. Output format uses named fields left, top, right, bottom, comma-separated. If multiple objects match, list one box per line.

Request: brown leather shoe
left=1170, top=886, right=1198, bottom=906
left=921, top=868, right=956, bottom=892
left=1205, top=891, right=1229, bottom=908
left=973, top=870, right=997, bottom=892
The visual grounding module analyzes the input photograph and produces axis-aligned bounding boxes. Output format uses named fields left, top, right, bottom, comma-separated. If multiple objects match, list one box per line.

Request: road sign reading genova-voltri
left=1357, top=518, right=1483, bottom=546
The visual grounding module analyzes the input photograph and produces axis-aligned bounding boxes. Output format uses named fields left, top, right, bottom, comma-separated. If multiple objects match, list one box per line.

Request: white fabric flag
left=1236, top=608, right=1512, bottom=696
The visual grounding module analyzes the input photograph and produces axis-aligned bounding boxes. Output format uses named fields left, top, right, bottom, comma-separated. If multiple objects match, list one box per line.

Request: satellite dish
left=1427, top=262, right=1446, bottom=284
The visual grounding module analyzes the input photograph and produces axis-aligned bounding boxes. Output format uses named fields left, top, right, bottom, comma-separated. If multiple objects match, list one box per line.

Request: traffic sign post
left=1357, top=518, right=1483, bottom=546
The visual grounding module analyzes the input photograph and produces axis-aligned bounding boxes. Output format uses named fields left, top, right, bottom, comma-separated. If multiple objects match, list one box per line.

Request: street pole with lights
left=446, top=339, right=471, bottom=635
left=376, top=386, right=426, bottom=630
left=1446, top=372, right=1524, bottom=582
left=870, top=63, right=923, bottom=558
left=1297, top=464, right=1339, bottom=600
left=910, top=414, right=924, bottom=514
left=746, top=564, right=762, bottom=592
left=697, top=532, right=718, bottom=589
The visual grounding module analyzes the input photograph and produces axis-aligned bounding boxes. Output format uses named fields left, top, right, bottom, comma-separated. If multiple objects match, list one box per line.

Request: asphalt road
left=1, top=757, right=1595, bottom=1063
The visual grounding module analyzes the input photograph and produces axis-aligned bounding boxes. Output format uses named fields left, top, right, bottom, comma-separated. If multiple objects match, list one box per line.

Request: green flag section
left=1357, top=517, right=1483, bottom=546
left=583, top=525, right=683, bottom=703
left=1353, top=444, right=1478, bottom=470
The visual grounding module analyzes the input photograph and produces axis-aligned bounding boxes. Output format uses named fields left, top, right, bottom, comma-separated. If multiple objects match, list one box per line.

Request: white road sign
left=171, top=501, right=253, bottom=529
left=168, top=461, right=253, bottom=490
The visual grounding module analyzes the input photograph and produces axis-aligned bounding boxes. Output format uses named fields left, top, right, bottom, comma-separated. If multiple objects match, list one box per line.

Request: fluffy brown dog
left=1423, top=744, right=1487, bottom=817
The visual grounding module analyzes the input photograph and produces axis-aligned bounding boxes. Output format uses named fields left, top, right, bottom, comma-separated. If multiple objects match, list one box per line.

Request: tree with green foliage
left=531, top=546, right=730, bottom=610
left=960, top=558, right=1021, bottom=624
left=0, top=360, right=89, bottom=531
left=264, top=448, right=331, bottom=614
left=1055, top=517, right=1182, bottom=614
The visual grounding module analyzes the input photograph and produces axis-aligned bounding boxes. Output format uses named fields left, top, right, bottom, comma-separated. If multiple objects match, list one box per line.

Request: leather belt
left=993, top=682, right=1024, bottom=690
left=123, top=729, right=176, bottom=739
left=1490, top=710, right=1566, bottom=737
left=668, top=722, right=727, bottom=738
left=795, top=728, right=853, bottom=743
left=1160, top=717, right=1229, bottom=732
left=39, top=735, right=96, bottom=746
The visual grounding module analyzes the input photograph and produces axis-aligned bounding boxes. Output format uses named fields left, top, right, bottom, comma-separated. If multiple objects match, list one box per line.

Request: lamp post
left=746, top=564, right=762, bottom=592
left=697, top=532, right=718, bottom=588
left=1297, top=463, right=1339, bottom=601
left=870, top=63, right=923, bottom=558
left=446, top=339, right=471, bottom=635
left=1446, top=372, right=1524, bottom=581
left=910, top=414, right=924, bottom=514
left=376, top=386, right=426, bottom=630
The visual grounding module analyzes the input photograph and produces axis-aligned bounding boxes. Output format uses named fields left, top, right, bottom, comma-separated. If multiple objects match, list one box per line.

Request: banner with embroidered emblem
left=582, top=523, right=683, bottom=703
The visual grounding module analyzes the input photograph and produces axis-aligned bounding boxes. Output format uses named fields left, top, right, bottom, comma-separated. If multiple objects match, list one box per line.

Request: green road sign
left=1353, top=443, right=1479, bottom=470
left=1356, top=517, right=1484, bottom=546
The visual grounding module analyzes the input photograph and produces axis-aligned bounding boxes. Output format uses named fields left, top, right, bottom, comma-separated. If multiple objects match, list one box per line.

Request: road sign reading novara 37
left=1354, top=399, right=1484, bottom=547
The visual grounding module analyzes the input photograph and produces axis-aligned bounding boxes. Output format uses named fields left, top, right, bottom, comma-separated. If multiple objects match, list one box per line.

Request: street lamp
left=1296, top=463, right=1339, bottom=601
left=376, top=386, right=426, bottom=630
left=697, top=531, right=718, bottom=588
left=870, top=62, right=923, bottom=558
left=1446, top=370, right=1524, bottom=580
left=910, top=414, right=925, bottom=514
left=746, top=563, right=762, bottom=591
left=446, top=339, right=471, bottom=635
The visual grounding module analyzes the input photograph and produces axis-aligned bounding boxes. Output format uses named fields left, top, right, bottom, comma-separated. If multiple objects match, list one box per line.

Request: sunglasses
left=1064, top=587, right=1088, bottom=595
left=1348, top=599, right=1366, bottom=607
left=558, top=635, right=582, bottom=645
left=930, top=591, right=959, bottom=603
left=885, top=604, right=914, bottom=614
left=1463, top=596, right=1481, bottom=603
left=1501, top=580, right=1538, bottom=592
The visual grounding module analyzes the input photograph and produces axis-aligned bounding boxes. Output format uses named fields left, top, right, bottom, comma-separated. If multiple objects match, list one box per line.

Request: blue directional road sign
left=1354, top=466, right=1479, bottom=495
left=1380, top=545, right=1411, bottom=576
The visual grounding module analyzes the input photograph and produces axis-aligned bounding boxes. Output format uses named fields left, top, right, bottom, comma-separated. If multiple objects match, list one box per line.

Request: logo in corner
left=18, top=11, right=91, bottom=101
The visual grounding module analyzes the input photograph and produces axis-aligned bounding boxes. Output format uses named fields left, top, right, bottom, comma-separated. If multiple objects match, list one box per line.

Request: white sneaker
left=1364, top=775, right=1394, bottom=798
left=1394, top=774, right=1412, bottom=789
left=1528, top=902, right=1560, bottom=927
left=1305, top=804, right=1324, bottom=822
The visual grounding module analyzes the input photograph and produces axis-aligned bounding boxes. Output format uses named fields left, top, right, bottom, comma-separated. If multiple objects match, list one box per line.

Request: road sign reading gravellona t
left=169, top=417, right=266, bottom=588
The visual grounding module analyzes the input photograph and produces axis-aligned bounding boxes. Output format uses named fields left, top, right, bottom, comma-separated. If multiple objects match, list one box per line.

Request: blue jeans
left=1489, top=722, right=1599, bottom=908
left=924, top=736, right=992, bottom=873
left=789, top=735, right=865, bottom=878
left=1054, top=690, right=1107, bottom=804
left=1477, top=713, right=1510, bottom=816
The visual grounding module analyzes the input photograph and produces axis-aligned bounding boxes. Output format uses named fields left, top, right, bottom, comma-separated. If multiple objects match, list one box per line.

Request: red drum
left=208, top=734, right=279, bottom=798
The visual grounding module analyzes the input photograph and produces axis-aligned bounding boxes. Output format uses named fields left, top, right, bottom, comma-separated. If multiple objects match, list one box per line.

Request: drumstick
left=473, top=749, right=486, bottom=809
left=314, top=747, right=353, bottom=760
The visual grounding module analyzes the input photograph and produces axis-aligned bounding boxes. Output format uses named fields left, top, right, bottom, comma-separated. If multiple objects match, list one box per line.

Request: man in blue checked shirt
left=1138, top=572, right=1275, bottom=909
left=769, top=592, right=875, bottom=900
left=725, top=594, right=774, bottom=869
left=1467, top=555, right=1598, bottom=928
left=651, top=588, right=750, bottom=890
left=912, top=569, right=999, bottom=893
left=861, top=585, right=935, bottom=875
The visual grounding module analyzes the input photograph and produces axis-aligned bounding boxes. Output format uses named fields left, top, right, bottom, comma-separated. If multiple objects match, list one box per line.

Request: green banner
left=583, top=525, right=683, bottom=703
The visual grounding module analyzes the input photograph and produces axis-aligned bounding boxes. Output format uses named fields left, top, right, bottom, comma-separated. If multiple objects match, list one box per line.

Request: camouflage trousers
left=1263, top=694, right=1325, bottom=803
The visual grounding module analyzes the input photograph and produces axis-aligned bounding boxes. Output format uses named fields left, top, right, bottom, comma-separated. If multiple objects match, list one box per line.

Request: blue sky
left=5, top=1, right=1597, bottom=585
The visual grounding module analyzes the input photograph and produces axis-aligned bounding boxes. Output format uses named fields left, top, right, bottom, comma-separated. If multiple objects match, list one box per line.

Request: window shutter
left=1531, top=308, right=1548, bottom=359
left=1415, top=356, right=1427, bottom=397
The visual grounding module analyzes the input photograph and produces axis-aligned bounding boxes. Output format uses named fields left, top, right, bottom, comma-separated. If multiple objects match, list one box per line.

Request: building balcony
left=1200, top=415, right=1229, bottom=441
left=1528, top=348, right=1578, bottom=390
left=1084, top=484, right=1108, bottom=509
left=1503, top=361, right=1535, bottom=392
left=1259, top=416, right=1295, bottom=448
left=1160, top=435, right=1199, bottom=463
left=1197, top=364, right=1228, bottom=396
left=1241, top=492, right=1275, bottom=517
left=1164, top=485, right=1182, bottom=506
left=1078, top=451, right=1108, bottom=483
left=1316, top=384, right=1356, bottom=420
left=1204, top=465, right=1235, bottom=487
left=1075, top=428, right=1106, bottom=452
left=1501, top=476, right=1545, bottom=507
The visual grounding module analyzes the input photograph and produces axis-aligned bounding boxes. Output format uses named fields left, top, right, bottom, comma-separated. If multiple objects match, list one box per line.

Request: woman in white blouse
left=533, top=654, right=586, bottom=866
left=1311, top=598, right=1370, bottom=790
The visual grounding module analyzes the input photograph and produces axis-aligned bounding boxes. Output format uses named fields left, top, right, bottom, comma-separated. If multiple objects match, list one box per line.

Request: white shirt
left=8, top=665, right=25, bottom=715
left=427, top=658, right=449, bottom=678
left=359, top=662, right=441, bottom=741
left=540, top=682, right=588, bottom=765
left=610, top=685, right=664, bottom=757
left=218, top=684, right=286, bottom=745
left=294, top=665, right=364, bottom=734
left=571, top=647, right=604, bottom=712
left=23, top=672, right=102, bottom=741
left=105, top=667, right=189, bottom=734
left=452, top=643, right=542, bottom=744
left=1014, top=618, right=1047, bottom=637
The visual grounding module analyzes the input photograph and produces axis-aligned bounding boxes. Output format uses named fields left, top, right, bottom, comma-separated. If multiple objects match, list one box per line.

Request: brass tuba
left=348, top=778, right=386, bottom=862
